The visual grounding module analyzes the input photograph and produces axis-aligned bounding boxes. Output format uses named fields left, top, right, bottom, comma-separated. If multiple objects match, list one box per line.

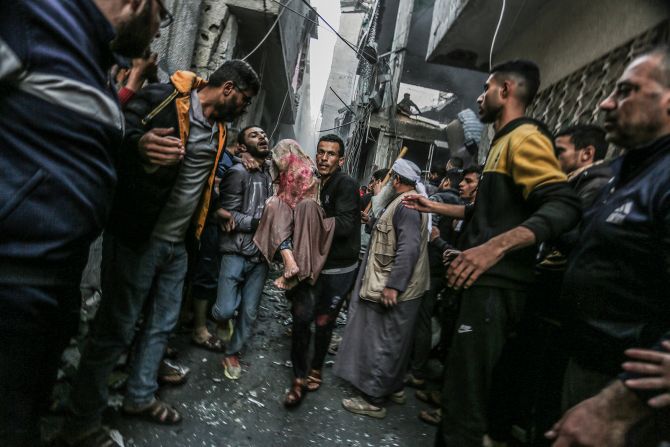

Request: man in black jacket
left=0, top=2, right=165, bottom=445
left=546, top=46, right=670, bottom=447
left=62, top=60, right=259, bottom=445
left=283, top=134, right=361, bottom=407
left=555, top=124, right=612, bottom=208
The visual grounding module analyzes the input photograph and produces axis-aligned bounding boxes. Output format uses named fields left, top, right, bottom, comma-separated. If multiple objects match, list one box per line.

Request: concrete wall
left=150, top=0, right=314, bottom=146
left=319, top=9, right=366, bottom=134
left=293, top=59, right=317, bottom=157
left=495, top=0, right=670, bottom=88
left=427, top=0, right=670, bottom=89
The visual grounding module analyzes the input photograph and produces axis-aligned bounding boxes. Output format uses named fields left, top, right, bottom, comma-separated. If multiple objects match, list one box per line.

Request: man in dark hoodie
left=404, top=60, right=582, bottom=446
left=283, top=134, right=361, bottom=407
left=0, top=1, right=165, bottom=445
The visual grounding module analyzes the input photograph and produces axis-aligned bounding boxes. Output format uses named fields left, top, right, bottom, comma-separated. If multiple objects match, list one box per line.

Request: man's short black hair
left=237, top=125, right=262, bottom=145
left=444, top=168, right=464, bottom=187
left=318, top=134, right=345, bottom=157
left=209, top=60, right=260, bottom=94
left=555, top=124, right=608, bottom=161
left=371, top=168, right=389, bottom=181
left=462, top=164, right=483, bottom=177
left=490, top=59, right=541, bottom=106
left=430, top=164, right=446, bottom=177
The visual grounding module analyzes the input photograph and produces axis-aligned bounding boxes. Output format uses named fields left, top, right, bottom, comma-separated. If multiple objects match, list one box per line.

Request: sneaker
left=222, top=355, right=241, bottom=380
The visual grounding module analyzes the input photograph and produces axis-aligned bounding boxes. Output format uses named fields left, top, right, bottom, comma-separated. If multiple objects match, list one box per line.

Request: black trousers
left=436, top=286, right=526, bottom=447
left=0, top=283, right=80, bottom=447
left=410, top=274, right=443, bottom=378
left=287, top=269, right=357, bottom=379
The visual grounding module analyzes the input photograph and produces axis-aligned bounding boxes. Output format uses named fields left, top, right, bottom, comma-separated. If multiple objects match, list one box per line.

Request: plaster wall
left=495, top=0, right=670, bottom=88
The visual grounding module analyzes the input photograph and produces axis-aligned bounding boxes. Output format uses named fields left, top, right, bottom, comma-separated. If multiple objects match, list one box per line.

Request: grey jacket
left=218, top=162, right=273, bottom=257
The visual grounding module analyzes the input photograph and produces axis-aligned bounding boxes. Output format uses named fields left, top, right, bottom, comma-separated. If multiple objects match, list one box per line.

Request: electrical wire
left=268, top=0, right=319, bottom=28
left=489, top=0, right=506, bottom=70
left=270, top=89, right=290, bottom=140
left=242, top=3, right=287, bottom=61
left=330, top=86, right=355, bottom=114
left=296, top=0, right=376, bottom=61
left=318, top=119, right=358, bottom=133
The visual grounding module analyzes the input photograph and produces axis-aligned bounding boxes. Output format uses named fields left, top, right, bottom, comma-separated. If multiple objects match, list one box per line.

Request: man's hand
left=361, top=210, right=369, bottom=224
left=239, top=152, right=260, bottom=171
left=126, top=52, right=158, bottom=91
left=216, top=208, right=235, bottom=232
left=545, top=381, right=650, bottom=447
left=442, top=248, right=461, bottom=267
left=430, top=226, right=440, bottom=242
left=623, top=339, right=670, bottom=408
left=138, top=128, right=184, bottom=166
left=447, top=241, right=504, bottom=289
left=381, top=287, right=398, bottom=308
left=401, top=194, right=434, bottom=213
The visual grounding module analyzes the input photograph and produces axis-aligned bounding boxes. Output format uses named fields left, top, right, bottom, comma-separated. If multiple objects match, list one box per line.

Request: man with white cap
left=334, top=159, right=430, bottom=419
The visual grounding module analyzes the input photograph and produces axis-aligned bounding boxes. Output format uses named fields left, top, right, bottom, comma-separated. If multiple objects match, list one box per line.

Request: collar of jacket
left=567, top=159, right=606, bottom=182
left=170, top=70, right=210, bottom=144
left=492, top=116, right=553, bottom=145
left=168, top=70, right=227, bottom=241
left=617, top=133, right=670, bottom=185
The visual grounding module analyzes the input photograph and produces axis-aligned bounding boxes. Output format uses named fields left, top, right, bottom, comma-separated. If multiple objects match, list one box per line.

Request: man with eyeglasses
left=0, top=1, right=165, bottom=446
left=60, top=60, right=260, bottom=446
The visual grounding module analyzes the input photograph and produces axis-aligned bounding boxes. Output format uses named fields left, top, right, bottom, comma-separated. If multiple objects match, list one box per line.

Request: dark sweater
left=320, top=168, right=361, bottom=269
left=563, top=134, right=670, bottom=379
left=460, top=117, right=582, bottom=289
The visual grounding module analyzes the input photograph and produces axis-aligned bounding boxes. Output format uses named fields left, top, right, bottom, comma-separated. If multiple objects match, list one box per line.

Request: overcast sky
left=308, top=0, right=341, bottom=123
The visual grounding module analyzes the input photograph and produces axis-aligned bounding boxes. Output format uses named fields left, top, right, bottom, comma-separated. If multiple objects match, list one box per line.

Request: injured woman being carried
left=253, top=139, right=335, bottom=289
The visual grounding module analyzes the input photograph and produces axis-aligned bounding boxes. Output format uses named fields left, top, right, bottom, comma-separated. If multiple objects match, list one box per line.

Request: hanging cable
left=319, top=119, right=358, bottom=133
left=242, top=3, right=287, bottom=61
left=295, top=0, right=375, bottom=61
left=270, top=89, right=290, bottom=140
left=489, top=0, right=506, bottom=70
left=268, top=0, right=319, bottom=28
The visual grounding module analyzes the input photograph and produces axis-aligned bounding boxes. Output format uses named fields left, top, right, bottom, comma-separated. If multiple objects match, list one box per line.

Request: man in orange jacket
left=61, top=60, right=259, bottom=446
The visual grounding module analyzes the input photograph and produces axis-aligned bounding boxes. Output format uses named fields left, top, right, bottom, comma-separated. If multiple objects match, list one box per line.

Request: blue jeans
left=67, top=235, right=187, bottom=432
left=213, top=254, right=268, bottom=356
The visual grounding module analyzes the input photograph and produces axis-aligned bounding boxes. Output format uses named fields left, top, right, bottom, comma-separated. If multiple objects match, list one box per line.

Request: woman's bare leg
left=280, top=248, right=300, bottom=279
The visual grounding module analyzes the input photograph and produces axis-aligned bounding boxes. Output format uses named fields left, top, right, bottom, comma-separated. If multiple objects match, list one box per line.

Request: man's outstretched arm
left=402, top=194, right=466, bottom=218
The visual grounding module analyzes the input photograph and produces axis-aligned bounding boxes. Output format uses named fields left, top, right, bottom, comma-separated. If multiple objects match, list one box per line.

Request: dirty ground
left=45, top=268, right=437, bottom=447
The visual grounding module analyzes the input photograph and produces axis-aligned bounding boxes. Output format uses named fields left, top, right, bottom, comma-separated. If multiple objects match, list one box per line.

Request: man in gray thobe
left=335, top=159, right=430, bottom=419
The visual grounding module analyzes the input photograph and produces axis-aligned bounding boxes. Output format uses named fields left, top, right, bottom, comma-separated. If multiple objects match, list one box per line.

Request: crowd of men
left=1, top=1, right=670, bottom=447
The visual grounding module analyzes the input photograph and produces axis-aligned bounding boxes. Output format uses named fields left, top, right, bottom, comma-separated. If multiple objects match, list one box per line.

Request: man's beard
left=214, top=101, right=242, bottom=122
left=478, top=106, right=498, bottom=124
left=111, top=1, right=155, bottom=58
left=246, top=144, right=269, bottom=159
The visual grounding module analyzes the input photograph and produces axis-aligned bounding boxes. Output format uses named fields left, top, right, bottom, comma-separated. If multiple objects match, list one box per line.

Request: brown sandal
left=122, top=399, right=182, bottom=425
left=284, top=378, right=306, bottom=408
left=306, top=369, right=322, bottom=392
left=419, top=408, right=442, bottom=426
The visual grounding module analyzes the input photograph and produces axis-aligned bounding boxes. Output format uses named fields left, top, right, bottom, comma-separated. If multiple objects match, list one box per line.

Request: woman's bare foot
left=274, top=275, right=299, bottom=290
left=280, top=248, right=300, bottom=279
